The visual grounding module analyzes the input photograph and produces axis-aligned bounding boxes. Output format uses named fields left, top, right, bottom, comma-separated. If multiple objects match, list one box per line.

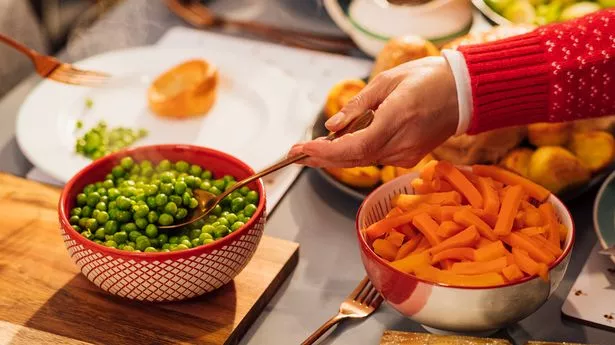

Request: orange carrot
left=386, top=207, right=404, bottom=218
left=434, top=179, right=454, bottom=193
left=529, top=233, right=563, bottom=257
left=514, top=210, right=526, bottom=229
left=537, top=263, right=550, bottom=282
left=441, top=260, right=455, bottom=270
left=506, top=253, right=516, bottom=266
left=428, top=226, right=480, bottom=254
left=504, top=233, right=555, bottom=264
left=412, top=236, right=431, bottom=254
left=393, top=192, right=462, bottom=210
left=519, top=227, right=546, bottom=237
left=386, top=231, right=405, bottom=248
left=364, top=205, right=432, bottom=240
left=521, top=201, right=544, bottom=227
left=373, top=239, right=398, bottom=261
left=431, top=247, right=475, bottom=264
left=411, top=178, right=436, bottom=194
left=451, top=256, right=508, bottom=275
left=512, top=247, right=539, bottom=276
left=474, top=240, right=508, bottom=262
left=412, top=213, right=442, bottom=246
left=395, top=235, right=423, bottom=260
left=477, top=177, right=500, bottom=216
left=494, top=185, right=525, bottom=236
left=414, top=265, right=506, bottom=287
left=436, top=162, right=483, bottom=208
left=420, top=160, right=439, bottom=182
left=397, top=224, right=416, bottom=238
left=453, top=209, right=498, bottom=241
left=559, top=224, right=568, bottom=243
left=502, top=264, right=524, bottom=281
left=440, top=206, right=466, bottom=221
left=390, top=251, right=432, bottom=274
left=477, top=237, right=495, bottom=248
left=539, top=203, right=561, bottom=247
left=437, top=221, right=465, bottom=238
left=472, top=165, right=551, bottom=202
left=469, top=208, right=498, bottom=228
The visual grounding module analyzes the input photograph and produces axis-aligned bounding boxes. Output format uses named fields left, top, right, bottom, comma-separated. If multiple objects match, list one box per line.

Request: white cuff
left=441, top=49, right=472, bottom=136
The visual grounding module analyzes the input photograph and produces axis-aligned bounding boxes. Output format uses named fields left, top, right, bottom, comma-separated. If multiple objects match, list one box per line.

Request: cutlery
left=159, top=109, right=375, bottom=230
left=0, top=33, right=110, bottom=86
left=164, top=0, right=357, bottom=55
left=301, top=277, right=383, bottom=345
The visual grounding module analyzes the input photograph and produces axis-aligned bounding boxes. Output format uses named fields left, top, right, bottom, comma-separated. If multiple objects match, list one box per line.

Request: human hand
left=288, top=56, right=459, bottom=168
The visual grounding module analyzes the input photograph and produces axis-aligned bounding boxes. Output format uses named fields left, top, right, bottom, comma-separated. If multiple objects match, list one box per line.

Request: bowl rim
left=58, top=144, right=267, bottom=261
left=355, top=171, right=576, bottom=290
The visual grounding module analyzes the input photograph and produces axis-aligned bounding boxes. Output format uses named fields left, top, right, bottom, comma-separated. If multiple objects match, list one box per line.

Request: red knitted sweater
left=458, top=9, right=615, bottom=134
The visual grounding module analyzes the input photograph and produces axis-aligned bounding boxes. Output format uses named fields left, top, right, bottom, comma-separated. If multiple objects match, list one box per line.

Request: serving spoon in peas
left=159, top=109, right=375, bottom=230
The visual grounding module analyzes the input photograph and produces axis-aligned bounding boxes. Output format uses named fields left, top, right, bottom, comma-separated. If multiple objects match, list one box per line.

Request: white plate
left=16, top=46, right=313, bottom=182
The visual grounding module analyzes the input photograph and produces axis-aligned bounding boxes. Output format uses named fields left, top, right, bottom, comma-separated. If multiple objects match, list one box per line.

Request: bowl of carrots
left=356, top=161, right=574, bottom=333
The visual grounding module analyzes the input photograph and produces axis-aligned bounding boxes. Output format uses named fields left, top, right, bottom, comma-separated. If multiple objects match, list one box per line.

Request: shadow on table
left=0, top=137, right=33, bottom=176
left=23, top=274, right=238, bottom=345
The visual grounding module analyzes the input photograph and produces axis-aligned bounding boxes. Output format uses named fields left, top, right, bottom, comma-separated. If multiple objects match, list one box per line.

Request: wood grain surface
left=0, top=173, right=299, bottom=345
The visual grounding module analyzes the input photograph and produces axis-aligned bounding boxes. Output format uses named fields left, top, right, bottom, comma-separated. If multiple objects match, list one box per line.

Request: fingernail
left=325, top=113, right=343, bottom=128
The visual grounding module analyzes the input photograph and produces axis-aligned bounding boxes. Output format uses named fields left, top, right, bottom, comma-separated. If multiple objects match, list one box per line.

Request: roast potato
left=500, top=148, right=534, bottom=177
left=528, top=146, right=591, bottom=194
left=325, top=166, right=381, bottom=188
left=527, top=122, right=572, bottom=147
left=370, top=35, right=439, bottom=81
left=572, top=116, right=615, bottom=133
left=324, top=79, right=366, bottom=118
left=569, top=130, right=615, bottom=172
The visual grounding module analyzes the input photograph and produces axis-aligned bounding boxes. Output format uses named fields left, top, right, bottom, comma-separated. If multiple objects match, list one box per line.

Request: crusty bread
left=370, top=35, right=440, bottom=81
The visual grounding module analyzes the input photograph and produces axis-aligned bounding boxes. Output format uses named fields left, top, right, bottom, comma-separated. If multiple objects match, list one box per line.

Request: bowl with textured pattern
left=356, top=171, right=574, bottom=334
left=58, top=144, right=266, bottom=302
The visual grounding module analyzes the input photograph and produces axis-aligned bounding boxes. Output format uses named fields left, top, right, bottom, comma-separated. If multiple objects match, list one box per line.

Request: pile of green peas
left=68, top=157, right=259, bottom=253
left=75, top=121, right=148, bottom=160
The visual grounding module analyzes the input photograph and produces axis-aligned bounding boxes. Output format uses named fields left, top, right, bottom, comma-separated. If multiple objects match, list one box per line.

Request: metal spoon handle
left=218, top=109, right=375, bottom=200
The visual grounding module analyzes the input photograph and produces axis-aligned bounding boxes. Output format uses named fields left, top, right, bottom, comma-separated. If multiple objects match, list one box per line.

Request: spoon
left=159, top=109, right=376, bottom=230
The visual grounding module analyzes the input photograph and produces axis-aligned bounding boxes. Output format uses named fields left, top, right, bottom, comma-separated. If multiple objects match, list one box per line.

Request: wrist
left=441, top=49, right=472, bottom=136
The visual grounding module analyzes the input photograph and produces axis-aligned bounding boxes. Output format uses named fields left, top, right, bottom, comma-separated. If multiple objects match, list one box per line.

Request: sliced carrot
left=440, top=206, right=466, bottom=221
left=514, top=210, right=526, bottom=229
left=390, top=251, right=432, bottom=274
left=373, top=239, right=398, bottom=261
left=436, top=162, right=483, bottom=208
left=494, top=185, right=524, bottom=236
left=453, top=209, right=498, bottom=241
left=397, top=224, right=416, bottom=238
left=477, top=237, right=495, bottom=248
left=414, top=265, right=506, bottom=287
left=502, top=264, right=524, bottom=282
left=437, top=221, right=465, bottom=238
left=521, top=201, right=544, bottom=227
left=539, top=203, right=561, bottom=247
left=364, top=205, right=432, bottom=240
left=412, top=236, right=431, bottom=254
left=474, top=240, right=508, bottom=262
left=420, top=160, right=439, bottom=182
left=395, top=234, right=422, bottom=260
left=537, top=263, right=550, bottom=282
left=519, top=227, right=546, bottom=237
left=411, top=178, right=436, bottom=194
left=512, top=247, right=539, bottom=276
left=428, top=226, right=480, bottom=254
left=467, top=209, right=497, bottom=228
left=559, top=224, right=568, bottom=243
left=386, top=207, right=404, bottom=218
left=529, top=233, right=563, bottom=257
left=477, top=177, right=500, bottom=216
left=460, top=169, right=479, bottom=185
left=492, top=179, right=505, bottom=190
left=504, top=233, right=555, bottom=264
left=506, top=253, right=516, bottom=266
left=434, top=179, right=454, bottom=193
left=386, top=231, right=405, bottom=248
left=451, top=256, right=508, bottom=275
left=393, top=192, right=462, bottom=210
left=472, top=165, right=551, bottom=202
left=412, top=213, right=442, bottom=246
left=431, top=247, right=475, bottom=264
left=441, top=260, right=455, bottom=270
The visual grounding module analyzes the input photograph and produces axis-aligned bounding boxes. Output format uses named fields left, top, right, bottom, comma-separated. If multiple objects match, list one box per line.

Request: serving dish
left=593, top=169, right=615, bottom=264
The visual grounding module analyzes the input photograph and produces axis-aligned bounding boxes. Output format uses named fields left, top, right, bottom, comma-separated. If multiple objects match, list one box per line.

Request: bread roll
left=370, top=35, right=439, bottom=80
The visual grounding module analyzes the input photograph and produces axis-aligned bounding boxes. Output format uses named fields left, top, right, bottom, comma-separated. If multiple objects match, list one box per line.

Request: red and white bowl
left=356, top=171, right=575, bottom=333
left=58, top=144, right=266, bottom=302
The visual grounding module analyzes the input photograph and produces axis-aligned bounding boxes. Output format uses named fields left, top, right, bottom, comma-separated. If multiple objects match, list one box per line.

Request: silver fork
left=301, top=277, right=384, bottom=345
left=0, top=33, right=110, bottom=87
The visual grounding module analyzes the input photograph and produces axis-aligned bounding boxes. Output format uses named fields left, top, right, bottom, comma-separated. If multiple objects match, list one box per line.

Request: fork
left=301, top=277, right=384, bottom=345
left=0, top=33, right=110, bottom=86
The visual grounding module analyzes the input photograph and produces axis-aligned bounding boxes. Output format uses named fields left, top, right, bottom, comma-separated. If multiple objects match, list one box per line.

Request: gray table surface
left=0, top=1, right=613, bottom=344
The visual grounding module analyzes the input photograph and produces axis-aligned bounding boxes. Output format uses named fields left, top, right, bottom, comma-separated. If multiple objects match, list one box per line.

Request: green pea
left=144, top=247, right=157, bottom=253
left=172, top=244, right=188, bottom=251
left=100, top=196, right=109, bottom=204
left=161, top=183, right=174, bottom=195
left=212, top=221, right=221, bottom=228
left=201, top=170, right=213, bottom=180
left=203, top=238, right=214, bottom=245
left=157, top=234, right=169, bottom=245
left=105, top=234, right=115, bottom=242
left=150, top=238, right=160, bottom=248
left=120, top=157, right=134, bottom=170
left=175, top=208, right=188, bottom=220
left=81, top=205, right=92, bottom=218
left=199, top=233, right=213, bottom=242
left=231, top=221, right=245, bottom=231
left=160, top=249, right=170, bottom=253
left=145, top=224, right=158, bottom=238
left=176, top=160, right=189, bottom=173
left=84, top=184, right=96, bottom=194
left=108, top=188, right=121, bottom=200
left=135, top=236, right=151, bottom=251
left=169, top=236, right=180, bottom=245
left=238, top=186, right=251, bottom=196
left=189, top=198, right=198, bottom=209
left=72, top=225, right=82, bottom=232
left=199, top=181, right=212, bottom=190
left=123, top=245, right=134, bottom=251
left=71, top=207, right=82, bottom=217
left=201, top=224, right=215, bottom=235
left=208, top=205, right=221, bottom=217
left=212, top=179, right=226, bottom=191
left=95, top=228, right=106, bottom=240
left=164, top=202, right=178, bottom=216
left=85, top=218, right=98, bottom=231
left=229, top=191, right=242, bottom=200
left=105, top=240, right=118, bottom=248
left=180, top=239, right=192, bottom=248
left=214, top=225, right=229, bottom=238
left=117, top=210, right=134, bottom=223
left=133, top=204, right=149, bottom=218
left=189, top=228, right=202, bottom=240
left=157, top=159, right=172, bottom=172
left=162, top=243, right=171, bottom=250
left=158, top=213, right=174, bottom=226
left=185, top=176, right=196, bottom=188
left=113, top=231, right=128, bottom=244
left=118, top=244, right=126, bottom=250
left=95, top=202, right=107, bottom=211
left=126, top=241, right=136, bottom=248
left=231, top=197, right=245, bottom=213
left=85, top=192, right=100, bottom=207
left=188, top=164, right=202, bottom=176
left=130, top=165, right=140, bottom=176
left=146, top=211, right=157, bottom=224
left=116, top=196, right=132, bottom=210
left=225, top=213, right=238, bottom=224
left=69, top=215, right=80, bottom=225
left=218, top=218, right=229, bottom=227
left=225, top=181, right=237, bottom=191
left=141, top=166, right=154, bottom=177
left=191, top=238, right=201, bottom=247
left=111, top=166, right=125, bottom=178
left=102, top=179, right=114, bottom=189
left=238, top=215, right=248, bottom=223
left=209, top=186, right=221, bottom=196
left=96, top=211, right=109, bottom=225
left=92, top=209, right=101, bottom=219
left=174, top=181, right=187, bottom=195
left=78, top=218, right=89, bottom=228
left=76, top=193, right=87, bottom=206
left=160, top=171, right=174, bottom=183
left=121, top=186, right=137, bottom=197
left=135, top=218, right=148, bottom=229
left=205, top=215, right=218, bottom=224
left=96, top=188, right=107, bottom=196
left=155, top=194, right=168, bottom=207
left=146, top=196, right=157, bottom=209
left=181, top=192, right=191, bottom=206
left=81, top=230, right=93, bottom=239
left=122, top=223, right=137, bottom=233
left=128, top=230, right=142, bottom=242
left=246, top=191, right=258, bottom=204
left=244, top=203, right=257, bottom=217
left=167, top=195, right=181, bottom=207
left=193, top=177, right=202, bottom=187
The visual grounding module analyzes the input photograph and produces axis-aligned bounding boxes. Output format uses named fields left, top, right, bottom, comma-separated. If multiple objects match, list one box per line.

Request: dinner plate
left=16, top=46, right=314, bottom=182
left=593, top=170, right=615, bottom=264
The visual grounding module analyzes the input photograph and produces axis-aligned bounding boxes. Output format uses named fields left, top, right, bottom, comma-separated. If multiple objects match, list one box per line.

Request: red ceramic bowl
left=58, top=144, right=266, bottom=302
left=356, top=171, right=575, bottom=334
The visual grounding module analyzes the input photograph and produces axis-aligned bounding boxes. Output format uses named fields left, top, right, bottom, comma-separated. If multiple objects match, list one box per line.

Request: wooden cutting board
left=0, top=173, right=299, bottom=345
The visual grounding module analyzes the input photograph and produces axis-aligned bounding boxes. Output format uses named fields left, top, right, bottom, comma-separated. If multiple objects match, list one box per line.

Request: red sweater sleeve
left=459, top=9, right=615, bottom=134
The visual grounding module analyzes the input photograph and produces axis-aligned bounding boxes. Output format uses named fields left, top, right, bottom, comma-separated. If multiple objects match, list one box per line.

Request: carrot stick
left=393, top=192, right=462, bottom=210
left=504, top=233, right=555, bottom=264
left=440, top=206, right=467, bottom=221
left=386, top=231, right=405, bottom=248
left=474, top=240, right=508, bottom=262
left=434, top=179, right=454, bottom=193
left=537, top=263, right=550, bottom=282
left=420, top=160, right=439, bottom=182
left=437, top=221, right=465, bottom=238
left=364, top=205, right=432, bottom=240
left=411, top=178, right=436, bottom=194
left=397, top=224, right=416, bottom=238
left=539, top=203, right=561, bottom=247
left=512, top=247, right=539, bottom=276
left=477, top=237, right=495, bottom=248
left=477, top=177, right=500, bottom=216
left=412, top=236, right=431, bottom=254
left=453, top=209, right=498, bottom=241
left=386, top=207, right=404, bottom=218
left=519, top=227, right=546, bottom=237
left=529, top=233, right=563, bottom=257
left=373, top=239, right=398, bottom=261
left=390, top=251, right=432, bottom=274
left=431, top=247, right=475, bottom=264
left=436, top=162, right=483, bottom=208
left=559, top=224, right=568, bottom=243
left=502, top=264, right=524, bottom=282
left=395, top=235, right=422, bottom=260
left=414, top=265, right=506, bottom=287
left=451, top=256, right=508, bottom=275
left=441, top=260, right=455, bottom=270
left=472, top=165, right=551, bottom=202
left=428, top=226, right=480, bottom=254
left=412, top=213, right=442, bottom=246
left=494, top=185, right=524, bottom=236
left=514, top=210, right=526, bottom=229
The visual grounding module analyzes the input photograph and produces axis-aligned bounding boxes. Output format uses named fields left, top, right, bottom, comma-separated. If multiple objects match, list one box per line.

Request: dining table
left=0, top=0, right=613, bottom=344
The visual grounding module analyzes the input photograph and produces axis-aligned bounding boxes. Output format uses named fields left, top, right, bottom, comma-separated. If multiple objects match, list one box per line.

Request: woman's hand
left=289, top=56, right=460, bottom=168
